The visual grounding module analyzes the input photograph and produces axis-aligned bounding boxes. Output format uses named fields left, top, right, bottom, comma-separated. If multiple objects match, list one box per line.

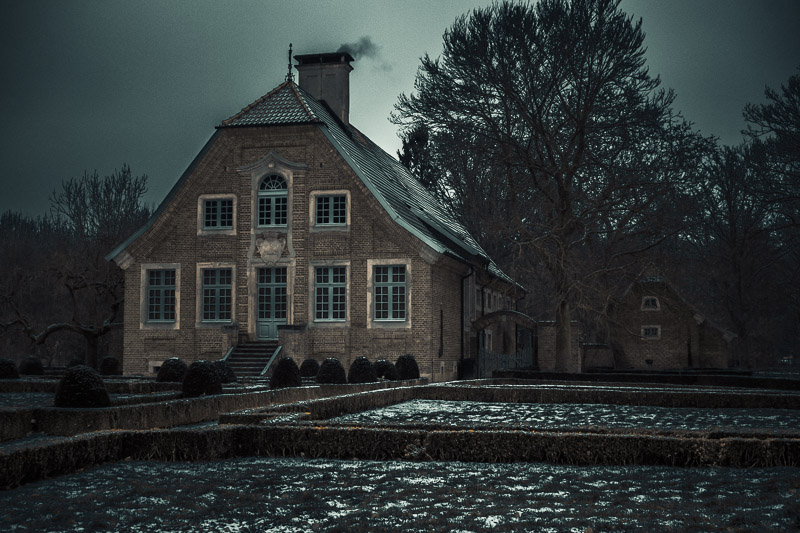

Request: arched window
left=258, top=174, right=288, bottom=227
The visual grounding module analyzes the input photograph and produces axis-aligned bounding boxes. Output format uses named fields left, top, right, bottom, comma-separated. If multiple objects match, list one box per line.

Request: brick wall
left=118, top=124, right=488, bottom=378
left=611, top=281, right=730, bottom=370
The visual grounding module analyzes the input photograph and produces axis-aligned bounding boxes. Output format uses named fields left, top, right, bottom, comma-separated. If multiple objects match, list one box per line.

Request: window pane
left=275, top=287, right=287, bottom=319
left=148, top=289, right=160, bottom=320
left=275, top=197, right=288, bottom=225
left=220, top=199, right=233, bottom=228
left=316, top=287, right=329, bottom=320
left=258, top=197, right=271, bottom=226
left=204, top=200, right=218, bottom=227
left=332, top=196, right=346, bottom=224
left=164, top=289, right=176, bottom=320
left=316, top=196, right=330, bottom=224
left=333, top=286, right=346, bottom=319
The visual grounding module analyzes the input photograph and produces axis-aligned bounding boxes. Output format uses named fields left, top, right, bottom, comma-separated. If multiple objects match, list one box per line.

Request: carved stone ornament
left=256, top=234, right=286, bottom=263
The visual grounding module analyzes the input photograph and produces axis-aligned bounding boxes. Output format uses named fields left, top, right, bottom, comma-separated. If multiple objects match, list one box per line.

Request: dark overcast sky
left=1, top=0, right=798, bottom=216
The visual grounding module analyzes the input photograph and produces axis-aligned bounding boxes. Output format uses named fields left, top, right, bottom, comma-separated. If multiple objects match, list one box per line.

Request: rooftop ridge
left=220, top=81, right=318, bottom=127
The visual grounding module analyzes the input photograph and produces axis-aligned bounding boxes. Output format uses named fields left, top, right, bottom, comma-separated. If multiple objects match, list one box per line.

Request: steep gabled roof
left=620, top=264, right=736, bottom=341
left=108, top=80, right=519, bottom=289
left=217, top=81, right=517, bottom=287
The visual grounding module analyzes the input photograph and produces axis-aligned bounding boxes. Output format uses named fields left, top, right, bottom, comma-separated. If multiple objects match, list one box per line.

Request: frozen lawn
left=1, top=457, right=798, bottom=531
left=331, top=399, right=800, bottom=432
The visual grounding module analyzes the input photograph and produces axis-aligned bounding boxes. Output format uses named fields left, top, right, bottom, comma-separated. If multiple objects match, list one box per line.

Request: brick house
left=106, top=52, right=519, bottom=380
left=608, top=267, right=735, bottom=370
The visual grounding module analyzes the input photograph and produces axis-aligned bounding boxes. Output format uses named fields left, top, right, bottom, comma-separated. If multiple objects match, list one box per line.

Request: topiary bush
left=270, top=357, right=301, bottom=389
left=299, top=358, right=320, bottom=378
left=19, top=356, right=44, bottom=376
left=156, top=357, right=188, bottom=382
left=348, top=356, right=378, bottom=384
left=374, top=359, right=399, bottom=381
left=67, top=358, right=84, bottom=368
left=182, top=360, right=222, bottom=398
left=0, top=358, right=20, bottom=379
left=99, top=356, right=121, bottom=376
left=213, top=359, right=237, bottom=384
left=54, top=365, right=111, bottom=408
left=395, top=354, right=420, bottom=380
left=316, top=357, right=347, bottom=385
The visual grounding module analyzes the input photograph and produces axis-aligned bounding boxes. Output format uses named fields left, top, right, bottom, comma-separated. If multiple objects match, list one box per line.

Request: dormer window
left=258, top=174, right=288, bottom=227
left=641, top=296, right=660, bottom=310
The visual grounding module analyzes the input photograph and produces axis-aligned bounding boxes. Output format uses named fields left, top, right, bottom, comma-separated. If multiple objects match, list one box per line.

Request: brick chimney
left=294, top=52, right=354, bottom=125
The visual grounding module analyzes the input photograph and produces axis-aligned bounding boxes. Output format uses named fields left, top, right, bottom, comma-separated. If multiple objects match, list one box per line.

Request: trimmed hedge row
left=3, top=422, right=800, bottom=490
left=494, top=370, right=800, bottom=391
left=0, top=379, right=428, bottom=442
left=0, top=379, right=181, bottom=394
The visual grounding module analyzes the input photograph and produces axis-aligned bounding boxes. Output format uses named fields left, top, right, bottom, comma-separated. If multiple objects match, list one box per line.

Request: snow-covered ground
left=330, top=399, right=800, bottom=432
left=1, top=457, right=797, bottom=531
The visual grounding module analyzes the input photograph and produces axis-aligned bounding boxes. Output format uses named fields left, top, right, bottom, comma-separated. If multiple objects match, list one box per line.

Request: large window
left=315, top=195, right=347, bottom=226
left=202, top=268, right=232, bottom=321
left=315, top=266, right=347, bottom=321
left=374, top=265, right=406, bottom=321
left=147, top=269, right=176, bottom=322
left=203, top=198, right=233, bottom=229
left=258, top=174, right=288, bottom=227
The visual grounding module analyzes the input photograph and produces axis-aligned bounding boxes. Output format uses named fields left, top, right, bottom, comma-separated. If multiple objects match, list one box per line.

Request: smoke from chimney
left=337, top=36, right=379, bottom=59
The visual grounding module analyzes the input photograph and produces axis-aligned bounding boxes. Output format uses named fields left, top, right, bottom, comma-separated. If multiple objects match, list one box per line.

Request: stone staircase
left=224, top=341, right=280, bottom=378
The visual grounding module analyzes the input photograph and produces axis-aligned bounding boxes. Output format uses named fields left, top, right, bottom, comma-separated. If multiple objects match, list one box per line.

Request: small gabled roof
left=221, top=81, right=320, bottom=127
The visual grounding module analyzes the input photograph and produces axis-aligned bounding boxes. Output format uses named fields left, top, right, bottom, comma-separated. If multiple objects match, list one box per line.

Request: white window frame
left=367, top=259, right=412, bottom=329
left=195, top=262, right=236, bottom=328
left=140, top=263, right=181, bottom=330
left=309, top=190, right=351, bottom=232
left=308, top=260, right=350, bottom=327
left=257, top=174, right=289, bottom=228
left=197, top=194, right=237, bottom=236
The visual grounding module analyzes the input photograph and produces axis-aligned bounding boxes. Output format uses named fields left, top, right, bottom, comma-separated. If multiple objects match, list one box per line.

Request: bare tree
left=1, top=165, right=150, bottom=367
left=393, top=0, right=711, bottom=368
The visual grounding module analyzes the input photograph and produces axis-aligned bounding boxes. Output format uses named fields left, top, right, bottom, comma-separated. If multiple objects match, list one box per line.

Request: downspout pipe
left=459, top=266, right=474, bottom=379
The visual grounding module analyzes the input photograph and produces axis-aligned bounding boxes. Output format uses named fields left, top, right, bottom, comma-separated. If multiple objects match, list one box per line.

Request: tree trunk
left=555, top=299, right=576, bottom=373
left=85, top=335, right=99, bottom=369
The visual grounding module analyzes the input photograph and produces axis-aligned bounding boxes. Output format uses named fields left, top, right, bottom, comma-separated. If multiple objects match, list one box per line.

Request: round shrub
left=395, top=354, right=420, bottom=380
left=316, top=357, right=346, bottom=385
left=270, top=357, right=301, bottom=389
left=99, top=356, right=121, bottom=376
left=213, top=359, right=237, bottom=384
left=348, top=356, right=377, bottom=384
left=0, top=358, right=20, bottom=379
left=182, top=360, right=222, bottom=398
left=19, top=356, right=44, bottom=376
left=374, top=359, right=399, bottom=381
left=54, top=365, right=111, bottom=408
left=299, top=358, right=320, bottom=378
left=67, top=358, right=84, bottom=368
left=156, top=357, right=188, bottom=382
